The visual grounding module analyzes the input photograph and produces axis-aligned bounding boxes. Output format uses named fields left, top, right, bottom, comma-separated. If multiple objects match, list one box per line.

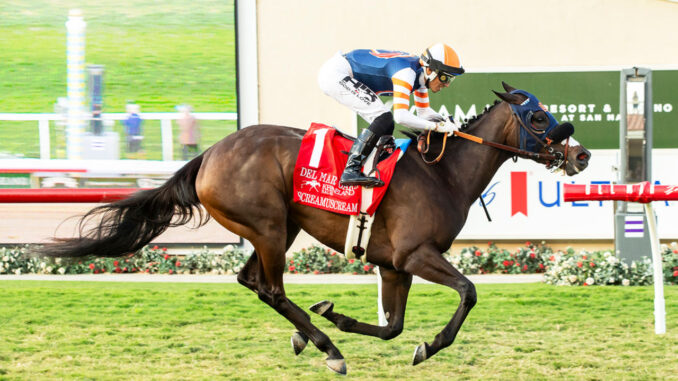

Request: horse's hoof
left=412, top=343, right=428, bottom=366
left=309, top=300, right=334, bottom=316
left=290, top=331, right=308, bottom=355
left=326, top=358, right=347, bottom=375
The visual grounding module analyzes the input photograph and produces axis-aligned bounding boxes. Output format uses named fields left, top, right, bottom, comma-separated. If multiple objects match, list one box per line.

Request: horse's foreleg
left=401, top=243, right=477, bottom=366
left=310, top=267, right=412, bottom=340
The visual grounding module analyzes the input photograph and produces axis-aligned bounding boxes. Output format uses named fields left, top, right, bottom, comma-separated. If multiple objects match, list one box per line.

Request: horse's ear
left=493, top=90, right=528, bottom=105
left=501, top=81, right=517, bottom=93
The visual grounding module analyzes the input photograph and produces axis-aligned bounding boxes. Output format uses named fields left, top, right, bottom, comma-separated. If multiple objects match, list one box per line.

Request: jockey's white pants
left=318, top=51, right=390, bottom=124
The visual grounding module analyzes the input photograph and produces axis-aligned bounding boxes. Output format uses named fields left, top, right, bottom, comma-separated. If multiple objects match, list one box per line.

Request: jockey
left=318, top=43, right=465, bottom=187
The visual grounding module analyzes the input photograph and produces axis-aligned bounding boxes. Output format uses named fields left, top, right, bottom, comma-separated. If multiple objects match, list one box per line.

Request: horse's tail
left=35, top=154, right=207, bottom=258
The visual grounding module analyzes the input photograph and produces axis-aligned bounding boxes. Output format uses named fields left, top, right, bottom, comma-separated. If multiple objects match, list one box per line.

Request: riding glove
left=434, top=119, right=460, bottom=136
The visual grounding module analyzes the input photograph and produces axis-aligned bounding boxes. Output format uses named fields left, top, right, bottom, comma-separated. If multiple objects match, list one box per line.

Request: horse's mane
left=402, top=99, right=502, bottom=142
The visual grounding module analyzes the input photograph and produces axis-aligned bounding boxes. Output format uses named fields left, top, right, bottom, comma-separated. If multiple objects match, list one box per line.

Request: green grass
left=0, top=0, right=236, bottom=159
left=0, top=0, right=235, bottom=113
left=0, top=281, right=676, bottom=380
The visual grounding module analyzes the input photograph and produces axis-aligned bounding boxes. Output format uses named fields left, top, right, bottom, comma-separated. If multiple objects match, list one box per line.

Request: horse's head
left=493, top=82, right=591, bottom=176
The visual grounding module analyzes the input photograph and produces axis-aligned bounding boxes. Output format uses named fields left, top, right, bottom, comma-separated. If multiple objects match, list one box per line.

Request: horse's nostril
left=577, top=152, right=589, bottom=162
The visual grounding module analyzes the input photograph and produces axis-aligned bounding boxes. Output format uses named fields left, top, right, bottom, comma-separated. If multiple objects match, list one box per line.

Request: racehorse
left=36, top=82, right=591, bottom=374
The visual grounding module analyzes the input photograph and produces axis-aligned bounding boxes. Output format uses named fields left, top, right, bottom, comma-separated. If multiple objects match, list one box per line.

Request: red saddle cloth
left=293, top=123, right=401, bottom=215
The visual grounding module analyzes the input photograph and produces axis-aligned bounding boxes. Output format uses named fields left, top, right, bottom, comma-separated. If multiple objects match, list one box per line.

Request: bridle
left=417, top=112, right=569, bottom=171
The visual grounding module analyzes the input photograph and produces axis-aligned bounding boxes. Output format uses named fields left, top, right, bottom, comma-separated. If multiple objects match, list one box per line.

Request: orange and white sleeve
left=413, top=88, right=445, bottom=122
left=390, top=68, right=437, bottom=131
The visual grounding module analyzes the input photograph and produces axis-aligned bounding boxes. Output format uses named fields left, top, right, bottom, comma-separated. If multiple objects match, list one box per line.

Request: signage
left=358, top=70, right=678, bottom=149
left=0, top=173, right=31, bottom=188
left=459, top=149, right=678, bottom=239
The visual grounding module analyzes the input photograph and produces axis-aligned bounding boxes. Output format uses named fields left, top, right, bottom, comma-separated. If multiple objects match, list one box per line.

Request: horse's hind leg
left=237, top=220, right=301, bottom=293
left=233, top=223, right=312, bottom=356
left=310, top=267, right=412, bottom=340
left=225, top=216, right=344, bottom=373
left=248, top=235, right=347, bottom=374
left=400, top=243, right=477, bottom=366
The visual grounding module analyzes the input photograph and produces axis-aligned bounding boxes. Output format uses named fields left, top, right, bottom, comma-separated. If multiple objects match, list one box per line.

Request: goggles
left=436, top=72, right=456, bottom=84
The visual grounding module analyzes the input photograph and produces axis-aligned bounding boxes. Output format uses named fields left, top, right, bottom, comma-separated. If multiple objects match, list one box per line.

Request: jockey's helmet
left=420, top=43, right=464, bottom=85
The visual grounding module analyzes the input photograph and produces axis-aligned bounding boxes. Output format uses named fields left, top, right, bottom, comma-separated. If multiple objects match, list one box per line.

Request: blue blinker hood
left=508, top=90, right=560, bottom=152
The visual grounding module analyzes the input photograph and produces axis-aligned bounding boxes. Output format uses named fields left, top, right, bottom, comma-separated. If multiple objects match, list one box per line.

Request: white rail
left=0, top=112, right=237, bottom=161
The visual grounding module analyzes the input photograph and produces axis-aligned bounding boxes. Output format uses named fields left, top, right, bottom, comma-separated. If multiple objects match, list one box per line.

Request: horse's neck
left=442, top=103, right=514, bottom=203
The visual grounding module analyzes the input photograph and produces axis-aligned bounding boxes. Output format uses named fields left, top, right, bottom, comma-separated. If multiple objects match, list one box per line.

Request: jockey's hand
left=434, top=119, right=460, bottom=136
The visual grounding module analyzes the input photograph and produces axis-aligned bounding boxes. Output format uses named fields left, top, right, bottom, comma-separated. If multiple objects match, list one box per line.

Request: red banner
left=511, top=171, right=528, bottom=216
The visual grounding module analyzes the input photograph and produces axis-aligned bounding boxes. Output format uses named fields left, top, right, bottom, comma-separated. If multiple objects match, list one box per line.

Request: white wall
left=256, top=0, right=678, bottom=132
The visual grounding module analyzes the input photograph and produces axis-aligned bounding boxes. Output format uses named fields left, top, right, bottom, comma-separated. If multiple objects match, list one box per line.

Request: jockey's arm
left=412, top=88, right=445, bottom=122
left=391, top=69, right=438, bottom=131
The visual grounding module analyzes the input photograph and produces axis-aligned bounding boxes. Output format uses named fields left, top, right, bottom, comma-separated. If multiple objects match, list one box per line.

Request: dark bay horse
left=37, top=83, right=591, bottom=374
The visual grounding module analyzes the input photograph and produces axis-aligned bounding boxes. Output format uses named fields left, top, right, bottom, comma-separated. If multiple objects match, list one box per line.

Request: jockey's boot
left=339, top=129, right=384, bottom=188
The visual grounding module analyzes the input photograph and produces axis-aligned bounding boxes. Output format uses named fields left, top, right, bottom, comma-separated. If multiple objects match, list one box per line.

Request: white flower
left=224, top=245, right=235, bottom=252
left=2, top=256, right=8, bottom=262
left=622, top=279, right=630, bottom=286
left=58, top=267, right=66, bottom=275
left=608, top=277, right=616, bottom=284
left=671, top=242, right=677, bottom=249
left=586, top=277, right=595, bottom=285
left=40, top=262, right=46, bottom=269
left=14, top=269, right=21, bottom=275
left=463, top=252, right=472, bottom=259
left=46, top=266, right=53, bottom=273
left=606, top=256, right=619, bottom=265
left=568, top=275, right=578, bottom=284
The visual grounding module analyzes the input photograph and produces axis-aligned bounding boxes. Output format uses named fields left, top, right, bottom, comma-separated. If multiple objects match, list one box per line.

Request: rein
left=417, top=113, right=568, bottom=169
left=417, top=130, right=448, bottom=164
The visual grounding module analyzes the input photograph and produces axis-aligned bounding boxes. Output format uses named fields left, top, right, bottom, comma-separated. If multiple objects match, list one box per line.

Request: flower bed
left=445, top=241, right=678, bottom=286
left=1, top=242, right=677, bottom=286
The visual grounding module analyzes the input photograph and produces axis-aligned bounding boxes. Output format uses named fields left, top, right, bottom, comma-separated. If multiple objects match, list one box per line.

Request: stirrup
left=339, top=174, right=384, bottom=188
